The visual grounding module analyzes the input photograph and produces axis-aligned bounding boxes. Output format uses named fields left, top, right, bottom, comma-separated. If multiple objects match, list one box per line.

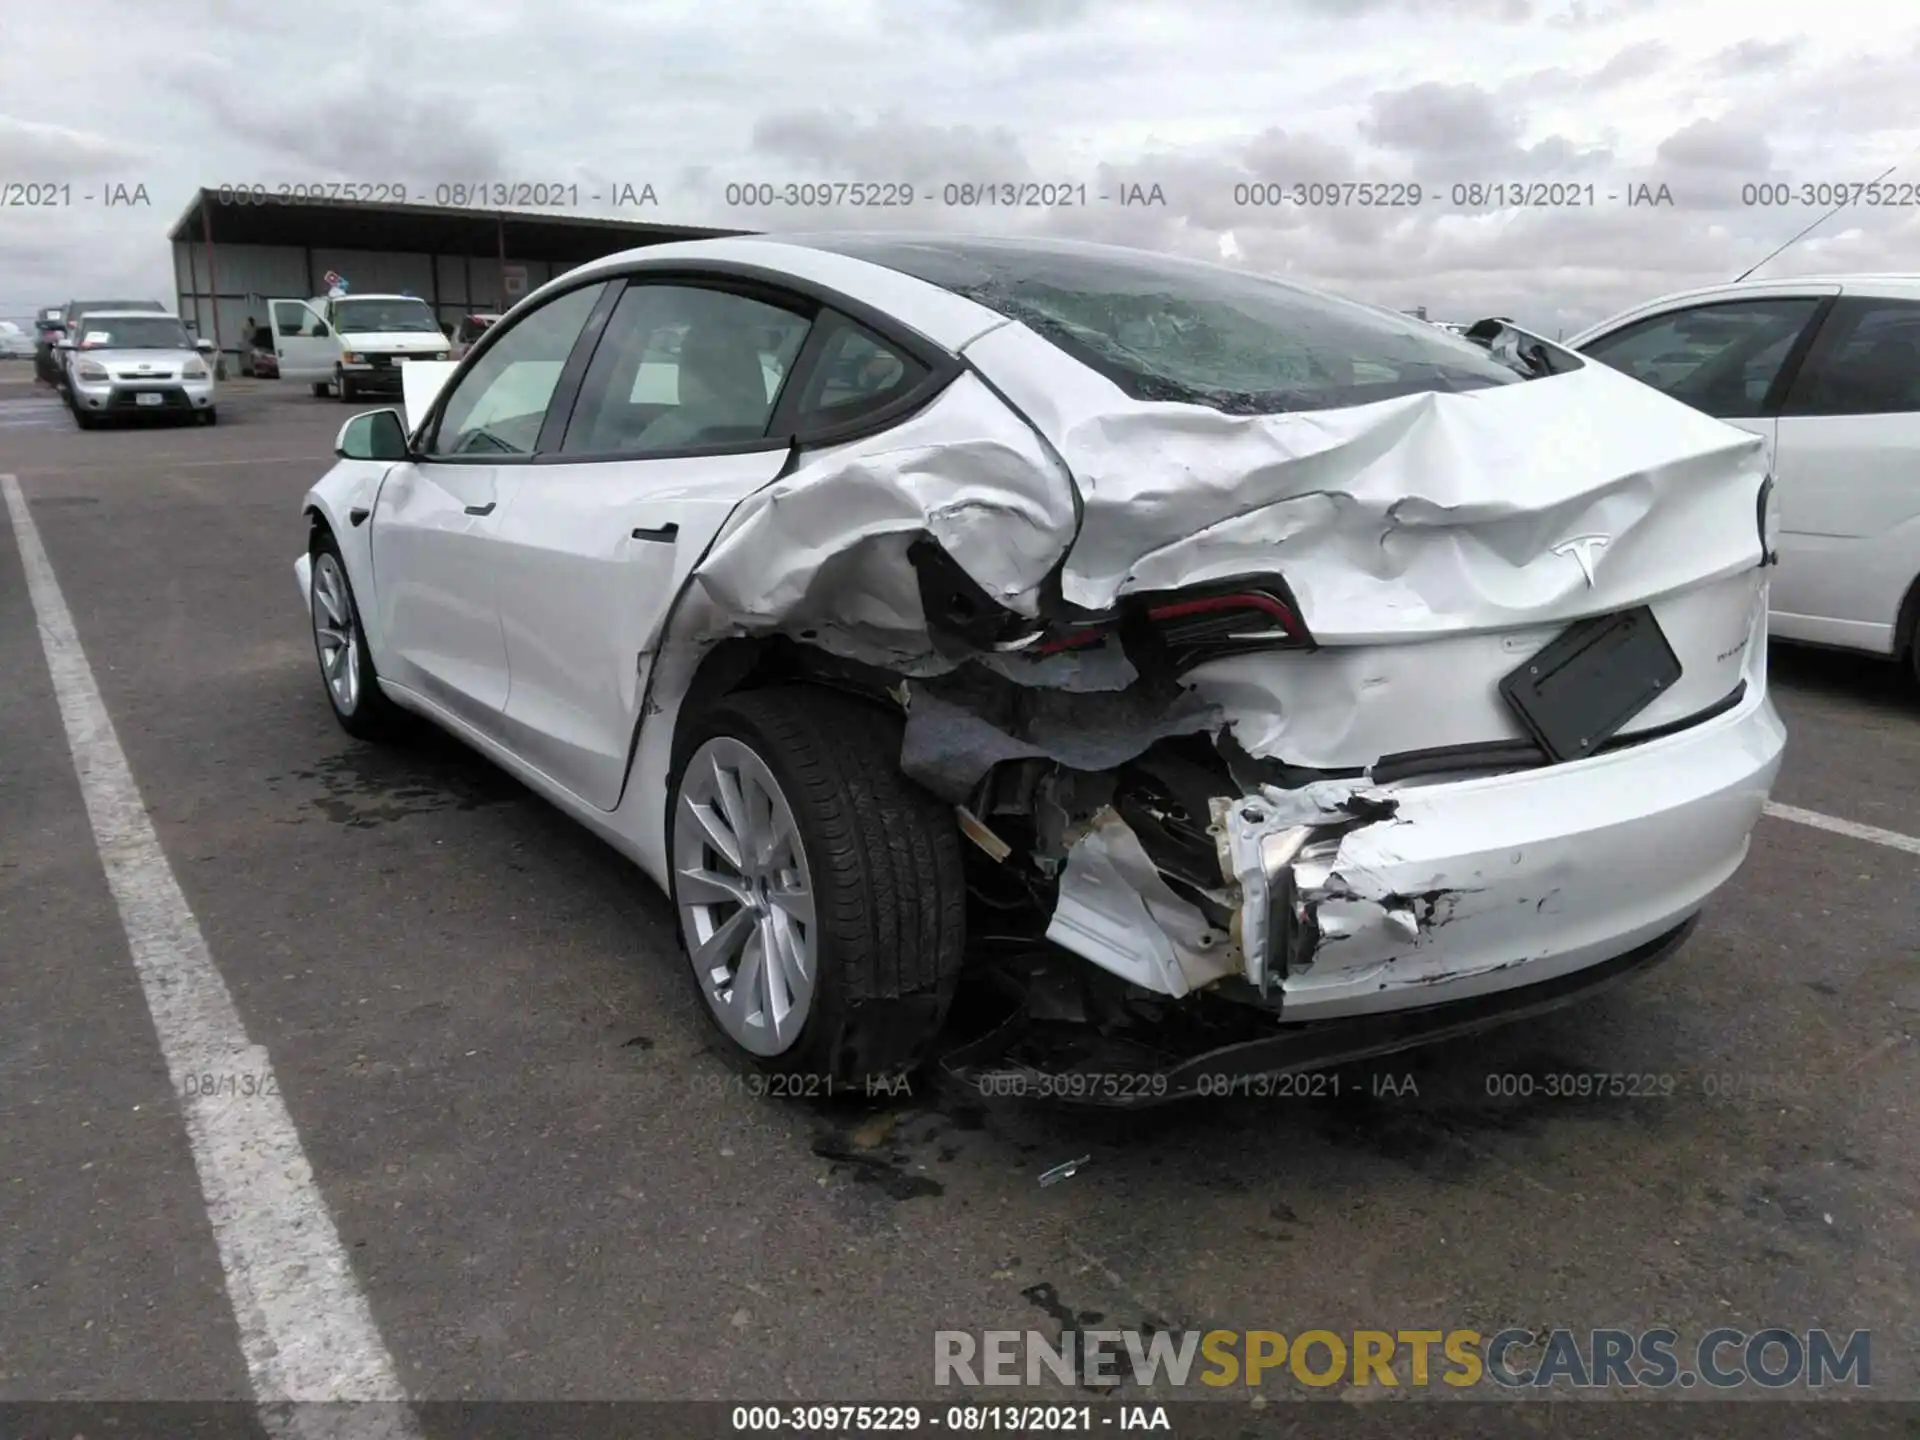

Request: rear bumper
left=944, top=914, right=1698, bottom=1108
left=1049, top=680, right=1785, bottom=1019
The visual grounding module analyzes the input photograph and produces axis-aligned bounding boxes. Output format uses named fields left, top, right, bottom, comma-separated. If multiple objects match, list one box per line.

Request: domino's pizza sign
left=324, top=270, right=349, bottom=298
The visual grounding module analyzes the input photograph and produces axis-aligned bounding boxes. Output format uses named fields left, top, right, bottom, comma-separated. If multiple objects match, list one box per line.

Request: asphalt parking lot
left=2, top=363, right=1916, bottom=1430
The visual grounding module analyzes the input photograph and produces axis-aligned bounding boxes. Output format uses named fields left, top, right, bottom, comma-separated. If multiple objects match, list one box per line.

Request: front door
left=367, top=278, right=613, bottom=737
left=268, top=299, right=335, bottom=382
left=367, top=460, right=518, bottom=729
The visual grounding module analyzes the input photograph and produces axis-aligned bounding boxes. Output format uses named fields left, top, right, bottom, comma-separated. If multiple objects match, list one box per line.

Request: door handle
left=465, top=502, right=496, bottom=516
left=631, top=522, right=679, bottom=543
left=349, top=506, right=370, bottom=526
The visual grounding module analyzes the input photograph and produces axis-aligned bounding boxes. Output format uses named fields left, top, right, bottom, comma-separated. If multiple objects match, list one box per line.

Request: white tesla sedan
left=294, top=234, right=1785, bottom=1098
left=1564, top=275, right=1920, bottom=684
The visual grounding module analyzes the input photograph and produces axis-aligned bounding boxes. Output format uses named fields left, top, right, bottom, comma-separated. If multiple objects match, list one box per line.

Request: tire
left=199, top=408, right=218, bottom=426
left=336, top=368, right=355, bottom=403
left=668, top=685, right=966, bottom=1088
left=73, top=408, right=96, bottom=430
left=311, top=381, right=329, bottom=398
left=309, top=530, right=407, bottom=742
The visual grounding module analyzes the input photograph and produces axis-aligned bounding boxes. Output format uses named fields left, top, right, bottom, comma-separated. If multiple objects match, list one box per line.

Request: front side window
left=1580, top=297, right=1822, bottom=418
left=273, top=300, right=322, bottom=336
left=428, top=282, right=607, bottom=457
left=333, top=297, right=441, bottom=334
left=1785, top=299, right=1920, bottom=417
left=561, top=283, right=812, bottom=456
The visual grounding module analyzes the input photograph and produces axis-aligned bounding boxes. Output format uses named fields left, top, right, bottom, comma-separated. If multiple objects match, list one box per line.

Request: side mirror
left=335, top=408, right=409, bottom=461
left=195, top=339, right=217, bottom=355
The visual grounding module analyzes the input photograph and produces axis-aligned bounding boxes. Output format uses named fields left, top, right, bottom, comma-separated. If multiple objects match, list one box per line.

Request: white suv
left=1568, top=275, right=1920, bottom=683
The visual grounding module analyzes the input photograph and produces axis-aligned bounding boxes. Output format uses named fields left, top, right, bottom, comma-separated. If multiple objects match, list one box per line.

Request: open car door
left=268, top=299, right=336, bottom=384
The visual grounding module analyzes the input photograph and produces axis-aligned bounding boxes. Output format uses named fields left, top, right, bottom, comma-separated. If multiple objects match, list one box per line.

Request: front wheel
left=668, top=686, right=966, bottom=1088
left=309, top=533, right=406, bottom=741
left=311, top=381, right=329, bottom=398
left=198, top=408, right=218, bottom=426
left=336, top=369, right=355, bottom=403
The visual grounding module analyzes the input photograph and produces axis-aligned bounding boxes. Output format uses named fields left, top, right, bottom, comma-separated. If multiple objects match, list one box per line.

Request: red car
left=448, top=312, right=500, bottom=360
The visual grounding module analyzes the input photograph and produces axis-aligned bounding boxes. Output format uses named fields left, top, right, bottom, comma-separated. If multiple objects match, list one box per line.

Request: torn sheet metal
left=959, top=321, right=1771, bottom=641
left=1218, top=689, right=1784, bottom=1020
left=1046, top=806, right=1240, bottom=996
left=683, top=372, right=1077, bottom=667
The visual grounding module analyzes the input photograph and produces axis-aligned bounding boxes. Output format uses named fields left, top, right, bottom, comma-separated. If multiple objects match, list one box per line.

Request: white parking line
left=2, top=475, right=421, bottom=1439
left=1764, top=801, right=1920, bottom=857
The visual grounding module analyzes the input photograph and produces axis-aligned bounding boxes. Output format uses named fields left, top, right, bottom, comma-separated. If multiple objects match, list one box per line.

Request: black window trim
left=525, top=262, right=964, bottom=466
left=1778, top=292, right=1920, bottom=418
left=412, top=277, right=616, bottom=464
left=1580, top=293, right=1838, bottom=419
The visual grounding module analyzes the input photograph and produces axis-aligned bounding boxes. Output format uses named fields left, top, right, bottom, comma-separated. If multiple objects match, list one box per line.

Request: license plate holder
left=135, top=392, right=163, bottom=406
left=1499, top=606, right=1681, bottom=762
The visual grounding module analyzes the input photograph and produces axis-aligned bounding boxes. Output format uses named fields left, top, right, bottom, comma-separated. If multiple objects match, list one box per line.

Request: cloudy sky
left=3, top=0, right=1917, bottom=334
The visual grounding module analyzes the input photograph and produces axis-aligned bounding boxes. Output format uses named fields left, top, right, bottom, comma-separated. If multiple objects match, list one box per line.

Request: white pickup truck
left=266, top=292, right=451, bottom=402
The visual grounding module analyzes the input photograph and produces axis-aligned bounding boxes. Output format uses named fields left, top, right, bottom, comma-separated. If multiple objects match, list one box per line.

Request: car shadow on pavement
left=1768, top=640, right=1915, bottom=711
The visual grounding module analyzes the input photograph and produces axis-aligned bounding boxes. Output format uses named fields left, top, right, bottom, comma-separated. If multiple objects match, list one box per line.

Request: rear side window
left=793, top=319, right=927, bottom=428
left=1579, top=298, right=1822, bottom=418
left=1784, top=298, right=1920, bottom=417
left=795, top=236, right=1526, bottom=414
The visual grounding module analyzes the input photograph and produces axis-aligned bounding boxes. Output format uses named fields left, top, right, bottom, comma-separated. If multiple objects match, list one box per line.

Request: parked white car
left=58, top=310, right=218, bottom=427
left=266, top=292, right=450, bottom=403
left=293, top=234, right=1784, bottom=1099
left=1567, top=275, right=1920, bottom=683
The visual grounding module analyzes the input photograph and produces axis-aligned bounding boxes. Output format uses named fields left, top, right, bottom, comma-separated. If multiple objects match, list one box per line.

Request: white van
left=266, top=292, right=451, bottom=402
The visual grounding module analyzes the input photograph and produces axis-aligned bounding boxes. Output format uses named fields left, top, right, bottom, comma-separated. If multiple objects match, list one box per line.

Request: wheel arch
left=1895, top=567, right=1920, bottom=672
left=666, top=636, right=903, bottom=781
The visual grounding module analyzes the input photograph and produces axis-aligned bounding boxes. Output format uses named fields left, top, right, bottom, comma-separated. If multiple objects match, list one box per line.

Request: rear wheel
left=668, top=686, right=966, bottom=1088
left=309, top=531, right=406, bottom=741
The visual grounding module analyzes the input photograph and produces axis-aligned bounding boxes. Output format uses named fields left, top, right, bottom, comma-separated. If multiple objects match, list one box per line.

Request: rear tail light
left=1026, top=583, right=1312, bottom=671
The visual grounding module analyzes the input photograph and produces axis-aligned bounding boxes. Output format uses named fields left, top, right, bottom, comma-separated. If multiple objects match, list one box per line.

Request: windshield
left=335, top=298, right=441, bottom=333
left=800, top=236, right=1531, bottom=413
left=75, top=316, right=193, bottom=350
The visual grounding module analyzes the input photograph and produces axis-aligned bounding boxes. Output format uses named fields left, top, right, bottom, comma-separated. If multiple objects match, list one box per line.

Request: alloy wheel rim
left=311, top=555, right=361, bottom=713
left=672, top=736, right=817, bottom=1056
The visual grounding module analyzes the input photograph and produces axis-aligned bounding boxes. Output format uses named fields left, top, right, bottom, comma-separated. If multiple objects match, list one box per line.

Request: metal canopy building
left=167, top=188, right=749, bottom=365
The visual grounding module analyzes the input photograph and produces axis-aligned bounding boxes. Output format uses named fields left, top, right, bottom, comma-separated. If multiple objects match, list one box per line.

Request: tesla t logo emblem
left=1551, top=534, right=1609, bottom=587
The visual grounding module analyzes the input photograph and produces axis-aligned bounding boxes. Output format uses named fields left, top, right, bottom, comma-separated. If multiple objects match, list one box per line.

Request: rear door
left=1768, top=293, right=1920, bottom=650
left=486, top=278, right=830, bottom=809
left=268, top=299, right=336, bottom=381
